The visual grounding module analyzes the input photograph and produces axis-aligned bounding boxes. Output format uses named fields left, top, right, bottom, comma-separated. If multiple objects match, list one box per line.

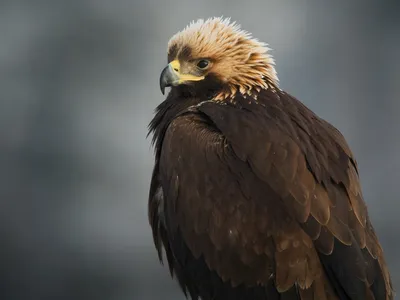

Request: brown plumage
left=148, top=17, right=393, bottom=300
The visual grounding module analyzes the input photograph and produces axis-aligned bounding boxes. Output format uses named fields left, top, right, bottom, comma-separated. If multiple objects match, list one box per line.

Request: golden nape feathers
left=165, top=17, right=278, bottom=100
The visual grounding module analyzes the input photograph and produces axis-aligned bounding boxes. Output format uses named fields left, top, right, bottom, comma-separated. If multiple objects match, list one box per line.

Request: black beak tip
left=159, top=75, right=166, bottom=95
left=159, top=67, right=168, bottom=95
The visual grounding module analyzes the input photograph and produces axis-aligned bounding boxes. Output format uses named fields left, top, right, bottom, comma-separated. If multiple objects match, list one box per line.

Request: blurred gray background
left=0, top=0, right=399, bottom=299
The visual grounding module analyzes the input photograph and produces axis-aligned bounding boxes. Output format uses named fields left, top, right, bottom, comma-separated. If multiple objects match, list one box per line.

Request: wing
left=157, top=92, right=393, bottom=300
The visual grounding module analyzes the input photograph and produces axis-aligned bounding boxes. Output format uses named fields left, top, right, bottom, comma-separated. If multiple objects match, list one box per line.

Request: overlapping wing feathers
left=157, top=94, right=392, bottom=299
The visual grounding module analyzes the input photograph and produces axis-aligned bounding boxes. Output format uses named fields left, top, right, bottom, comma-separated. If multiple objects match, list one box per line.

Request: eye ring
left=197, top=59, right=210, bottom=69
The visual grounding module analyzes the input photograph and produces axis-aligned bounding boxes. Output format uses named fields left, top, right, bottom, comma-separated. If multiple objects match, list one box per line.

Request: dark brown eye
left=197, top=60, right=209, bottom=69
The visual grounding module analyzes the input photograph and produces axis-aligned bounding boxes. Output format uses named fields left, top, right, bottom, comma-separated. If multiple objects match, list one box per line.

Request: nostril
left=174, top=68, right=179, bottom=72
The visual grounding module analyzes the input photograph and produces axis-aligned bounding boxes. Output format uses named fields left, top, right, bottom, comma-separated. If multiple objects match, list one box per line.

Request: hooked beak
left=159, top=60, right=205, bottom=95
left=159, top=62, right=180, bottom=95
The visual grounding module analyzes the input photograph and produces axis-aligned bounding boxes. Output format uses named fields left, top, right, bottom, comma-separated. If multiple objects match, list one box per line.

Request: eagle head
left=159, top=17, right=278, bottom=100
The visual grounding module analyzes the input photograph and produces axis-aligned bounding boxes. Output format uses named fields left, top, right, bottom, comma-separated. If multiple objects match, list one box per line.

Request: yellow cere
left=169, top=60, right=205, bottom=83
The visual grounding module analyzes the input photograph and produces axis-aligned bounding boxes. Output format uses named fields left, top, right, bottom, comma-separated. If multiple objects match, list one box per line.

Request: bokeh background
left=1, top=0, right=399, bottom=299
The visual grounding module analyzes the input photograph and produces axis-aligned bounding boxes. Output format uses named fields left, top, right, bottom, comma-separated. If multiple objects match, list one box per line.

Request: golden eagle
left=148, top=17, right=393, bottom=300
